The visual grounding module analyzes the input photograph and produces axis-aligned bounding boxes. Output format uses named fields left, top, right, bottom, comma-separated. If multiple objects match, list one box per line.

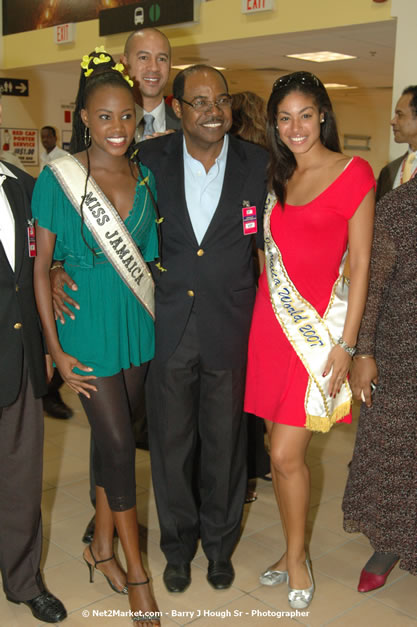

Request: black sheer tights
left=80, top=364, right=147, bottom=512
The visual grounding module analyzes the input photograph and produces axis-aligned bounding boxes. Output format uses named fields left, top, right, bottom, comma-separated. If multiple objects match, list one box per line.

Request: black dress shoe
left=82, top=515, right=118, bottom=544
left=82, top=514, right=96, bottom=544
left=163, top=562, right=191, bottom=593
left=7, top=591, right=67, bottom=623
left=43, top=396, right=73, bottom=419
left=207, top=560, right=235, bottom=589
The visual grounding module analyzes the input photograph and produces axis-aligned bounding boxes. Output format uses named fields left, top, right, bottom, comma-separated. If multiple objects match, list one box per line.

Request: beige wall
left=0, top=0, right=394, bottom=177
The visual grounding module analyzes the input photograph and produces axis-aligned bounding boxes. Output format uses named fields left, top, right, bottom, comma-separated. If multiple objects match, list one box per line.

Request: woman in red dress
left=245, top=72, right=375, bottom=608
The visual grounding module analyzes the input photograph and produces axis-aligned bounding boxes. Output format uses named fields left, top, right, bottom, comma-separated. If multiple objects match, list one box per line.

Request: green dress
left=32, top=164, right=158, bottom=377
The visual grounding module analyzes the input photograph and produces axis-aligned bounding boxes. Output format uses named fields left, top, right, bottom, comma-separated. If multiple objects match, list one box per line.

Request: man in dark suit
left=0, top=152, right=67, bottom=622
left=121, top=27, right=181, bottom=141
left=138, top=65, right=268, bottom=593
left=376, top=85, right=417, bottom=201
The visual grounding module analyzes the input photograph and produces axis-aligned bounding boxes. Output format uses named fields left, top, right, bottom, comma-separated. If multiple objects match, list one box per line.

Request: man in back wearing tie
left=376, top=85, right=417, bottom=200
left=121, top=27, right=181, bottom=141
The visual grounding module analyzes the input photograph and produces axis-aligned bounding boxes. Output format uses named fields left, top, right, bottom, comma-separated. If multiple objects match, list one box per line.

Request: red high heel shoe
left=357, top=560, right=398, bottom=593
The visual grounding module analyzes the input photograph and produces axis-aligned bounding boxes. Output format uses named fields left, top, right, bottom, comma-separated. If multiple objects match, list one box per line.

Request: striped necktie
left=143, top=114, right=155, bottom=138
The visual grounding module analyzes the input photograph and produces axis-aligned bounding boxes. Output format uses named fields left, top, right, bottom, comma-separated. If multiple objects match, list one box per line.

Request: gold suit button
left=197, top=248, right=204, bottom=256
left=15, top=285, right=19, bottom=292
left=187, top=290, right=195, bottom=297
left=14, top=322, right=22, bottom=329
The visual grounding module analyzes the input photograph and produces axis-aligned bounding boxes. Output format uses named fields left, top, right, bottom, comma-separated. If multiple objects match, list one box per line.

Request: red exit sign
left=54, top=23, right=76, bottom=45
left=242, top=0, right=274, bottom=12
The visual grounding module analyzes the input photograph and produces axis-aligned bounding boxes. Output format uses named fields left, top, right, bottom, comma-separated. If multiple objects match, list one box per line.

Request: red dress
left=245, top=157, right=375, bottom=427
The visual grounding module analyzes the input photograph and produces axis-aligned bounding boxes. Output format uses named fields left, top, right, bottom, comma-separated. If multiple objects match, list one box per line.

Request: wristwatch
left=337, top=337, right=356, bottom=357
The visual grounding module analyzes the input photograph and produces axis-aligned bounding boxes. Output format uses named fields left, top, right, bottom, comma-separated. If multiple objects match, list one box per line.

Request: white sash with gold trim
left=49, top=155, right=155, bottom=320
left=264, top=193, right=351, bottom=432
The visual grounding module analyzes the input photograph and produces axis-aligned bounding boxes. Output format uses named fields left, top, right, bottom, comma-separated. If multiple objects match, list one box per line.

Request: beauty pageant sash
left=49, top=155, right=155, bottom=320
left=264, top=193, right=351, bottom=432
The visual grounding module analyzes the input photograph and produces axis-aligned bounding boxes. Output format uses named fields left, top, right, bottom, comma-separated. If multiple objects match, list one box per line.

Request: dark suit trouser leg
left=198, top=364, right=247, bottom=561
left=0, top=362, right=44, bottom=601
left=146, top=312, right=247, bottom=564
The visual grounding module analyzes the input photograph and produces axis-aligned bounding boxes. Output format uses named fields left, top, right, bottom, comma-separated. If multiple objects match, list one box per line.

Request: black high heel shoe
left=84, top=543, right=128, bottom=594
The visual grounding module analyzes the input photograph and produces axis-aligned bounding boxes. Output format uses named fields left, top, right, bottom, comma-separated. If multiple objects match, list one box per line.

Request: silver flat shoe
left=259, top=566, right=288, bottom=586
left=288, top=558, right=314, bottom=609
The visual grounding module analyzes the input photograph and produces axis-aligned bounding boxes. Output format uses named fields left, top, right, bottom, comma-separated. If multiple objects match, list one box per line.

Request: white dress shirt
left=40, top=145, right=68, bottom=170
left=0, top=161, right=18, bottom=271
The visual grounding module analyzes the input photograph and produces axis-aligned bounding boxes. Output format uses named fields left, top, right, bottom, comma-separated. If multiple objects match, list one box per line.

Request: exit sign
left=54, top=23, right=76, bottom=45
left=242, top=0, right=274, bottom=13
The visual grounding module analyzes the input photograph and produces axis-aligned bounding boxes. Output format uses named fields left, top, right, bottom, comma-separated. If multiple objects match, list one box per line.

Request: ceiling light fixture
left=324, top=83, right=358, bottom=90
left=286, top=51, right=357, bottom=63
left=172, top=64, right=226, bottom=70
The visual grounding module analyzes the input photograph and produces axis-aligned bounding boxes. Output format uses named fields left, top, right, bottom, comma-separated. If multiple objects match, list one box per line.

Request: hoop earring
left=84, top=127, right=91, bottom=147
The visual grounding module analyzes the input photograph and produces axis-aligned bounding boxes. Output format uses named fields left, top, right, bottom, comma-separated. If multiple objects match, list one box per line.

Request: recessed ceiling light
left=286, top=51, right=357, bottom=63
left=325, top=83, right=358, bottom=90
left=172, top=64, right=226, bottom=70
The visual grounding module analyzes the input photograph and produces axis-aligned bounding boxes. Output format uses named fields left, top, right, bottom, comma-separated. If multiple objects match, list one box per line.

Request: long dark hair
left=266, top=71, right=341, bottom=206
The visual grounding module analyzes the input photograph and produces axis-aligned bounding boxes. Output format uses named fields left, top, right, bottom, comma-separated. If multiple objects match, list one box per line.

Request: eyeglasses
left=179, top=95, right=232, bottom=112
left=272, top=71, right=324, bottom=92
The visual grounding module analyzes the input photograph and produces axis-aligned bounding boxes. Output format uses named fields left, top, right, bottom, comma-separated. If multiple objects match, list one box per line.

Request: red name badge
left=242, top=205, right=257, bottom=235
left=27, top=224, right=37, bottom=257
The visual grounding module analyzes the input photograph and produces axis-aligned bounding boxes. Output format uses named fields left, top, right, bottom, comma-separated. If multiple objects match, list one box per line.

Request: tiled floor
left=1, top=388, right=416, bottom=626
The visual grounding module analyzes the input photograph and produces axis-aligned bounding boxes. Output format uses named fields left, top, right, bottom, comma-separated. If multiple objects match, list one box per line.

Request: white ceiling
left=35, top=19, right=397, bottom=101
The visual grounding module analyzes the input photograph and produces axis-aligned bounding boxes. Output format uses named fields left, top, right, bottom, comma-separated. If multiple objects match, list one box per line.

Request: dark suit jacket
left=139, top=132, right=268, bottom=369
left=376, top=152, right=407, bottom=201
left=165, top=102, right=181, bottom=131
left=0, top=162, right=46, bottom=407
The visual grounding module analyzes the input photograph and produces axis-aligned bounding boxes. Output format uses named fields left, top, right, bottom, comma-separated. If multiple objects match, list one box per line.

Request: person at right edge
left=342, top=176, right=417, bottom=592
left=244, top=71, right=375, bottom=610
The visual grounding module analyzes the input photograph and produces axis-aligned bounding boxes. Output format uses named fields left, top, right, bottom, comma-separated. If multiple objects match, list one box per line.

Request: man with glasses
left=138, top=65, right=268, bottom=593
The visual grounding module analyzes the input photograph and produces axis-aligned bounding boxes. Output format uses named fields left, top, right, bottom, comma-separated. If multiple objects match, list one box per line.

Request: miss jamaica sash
left=50, top=155, right=155, bottom=320
left=264, top=193, right=351, bottom=433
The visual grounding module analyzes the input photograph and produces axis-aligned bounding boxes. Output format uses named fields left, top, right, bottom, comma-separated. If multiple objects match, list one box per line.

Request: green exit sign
left=99, top=0, right=199, bottom=36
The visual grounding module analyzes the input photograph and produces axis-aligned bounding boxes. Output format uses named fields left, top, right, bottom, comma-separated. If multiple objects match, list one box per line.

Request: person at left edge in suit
left=0, top=98, right=67, bottom=624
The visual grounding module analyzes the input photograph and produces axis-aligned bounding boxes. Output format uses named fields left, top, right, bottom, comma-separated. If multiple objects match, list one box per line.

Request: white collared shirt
left=135, top=99, right=166, bottom=142
left=393, top=147, right=417, bottom=189
left=40, top=145, right=68, bottom=170
left=0, top=161, right=18, bottom=270
left=183, top=134, right=229, bottom=245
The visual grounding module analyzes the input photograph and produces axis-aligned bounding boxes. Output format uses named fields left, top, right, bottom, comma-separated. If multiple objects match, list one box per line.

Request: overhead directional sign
left=0, top=78, right=29, bottom=97
left=99, top=0, right=198, bottom=36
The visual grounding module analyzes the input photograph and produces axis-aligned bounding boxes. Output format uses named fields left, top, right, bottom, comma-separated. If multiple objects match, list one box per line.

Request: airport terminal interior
left=0, top=0, right=416, bottom=624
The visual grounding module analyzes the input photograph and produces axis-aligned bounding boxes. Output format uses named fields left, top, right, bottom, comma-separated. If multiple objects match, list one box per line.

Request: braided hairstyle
left=69, top=49, right=162, bottom=259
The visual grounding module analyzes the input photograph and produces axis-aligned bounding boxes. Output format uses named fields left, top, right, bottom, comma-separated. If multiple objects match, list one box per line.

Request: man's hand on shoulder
left=143, top=129, right=176, bottom=141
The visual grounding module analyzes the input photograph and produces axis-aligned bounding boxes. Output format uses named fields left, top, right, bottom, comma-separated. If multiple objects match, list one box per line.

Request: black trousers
left=146, top=311, right=247, bottom=564
left=0, top=361, right=44, bottom=602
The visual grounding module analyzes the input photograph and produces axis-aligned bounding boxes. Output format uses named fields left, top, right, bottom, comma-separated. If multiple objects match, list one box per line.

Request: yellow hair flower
left=94, top=45, right=106, bottom=54
left=112, top=63, right=134, bottom=87
left=84, top=68, right=93, bottom=77
left=81, top=54, right=92, bottom=70
left=93, top=54, right=111, bottom=65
